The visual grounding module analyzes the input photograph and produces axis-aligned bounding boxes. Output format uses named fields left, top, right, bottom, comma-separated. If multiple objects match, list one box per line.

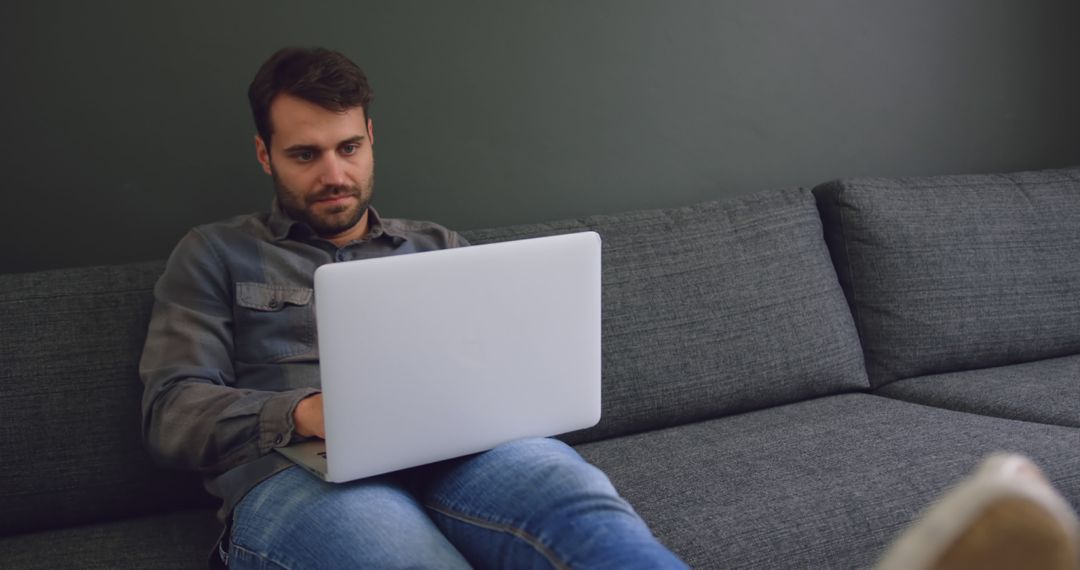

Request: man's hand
left=293, top=394, right=326, bottom=439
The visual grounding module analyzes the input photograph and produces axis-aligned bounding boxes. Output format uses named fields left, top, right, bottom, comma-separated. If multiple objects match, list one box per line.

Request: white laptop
left=276, top=231, right=602, bottom=482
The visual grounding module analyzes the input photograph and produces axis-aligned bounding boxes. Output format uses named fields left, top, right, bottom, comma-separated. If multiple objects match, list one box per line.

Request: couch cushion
left=575, top=393, right=1080, bottom=569
left=875, top=353, right=1080, bottom=428
left=0, top=508, right=219, bottom=569
left=0, top=262, right=216, bottom=536
left=464, top=189, right=869, bottom=444
left=813, top=167, right=1080, bottom=388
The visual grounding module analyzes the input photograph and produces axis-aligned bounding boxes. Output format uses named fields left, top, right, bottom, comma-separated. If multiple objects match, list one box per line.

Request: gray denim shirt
left=138, top=200, right=468, bottom=521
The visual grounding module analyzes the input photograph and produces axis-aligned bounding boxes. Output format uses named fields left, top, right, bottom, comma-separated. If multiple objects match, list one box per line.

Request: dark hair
left=248, top=47, right=374, bottom=147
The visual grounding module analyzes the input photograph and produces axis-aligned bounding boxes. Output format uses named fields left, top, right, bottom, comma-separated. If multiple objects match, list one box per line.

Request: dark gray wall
left=3, top=1, right=1078, bottom=273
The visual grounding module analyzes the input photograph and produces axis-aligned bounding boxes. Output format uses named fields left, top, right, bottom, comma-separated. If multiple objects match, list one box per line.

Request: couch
left=2, top=166, right=1078, bottom=569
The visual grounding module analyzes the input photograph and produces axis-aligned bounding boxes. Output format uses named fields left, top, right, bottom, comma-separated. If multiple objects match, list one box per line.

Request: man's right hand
left=293, top=394, right=326, bottom=439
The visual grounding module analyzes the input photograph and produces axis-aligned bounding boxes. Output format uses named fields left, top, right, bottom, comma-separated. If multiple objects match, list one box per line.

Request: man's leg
left=412, top=438, right=688, bottom=570
left=227, top=465, right=471, bottom=569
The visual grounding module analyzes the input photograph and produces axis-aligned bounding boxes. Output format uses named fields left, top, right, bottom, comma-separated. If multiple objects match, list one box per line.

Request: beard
left=272, top=169, right=374, bottom=238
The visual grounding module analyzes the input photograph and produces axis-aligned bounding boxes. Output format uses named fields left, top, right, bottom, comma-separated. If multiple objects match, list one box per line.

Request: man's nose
left=317, top=155, right=349, bottom=187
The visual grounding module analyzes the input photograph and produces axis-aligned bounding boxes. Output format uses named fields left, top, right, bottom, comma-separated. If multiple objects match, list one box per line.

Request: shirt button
left=268, top=299, right=279, bottom=309
left=274, top=434, right=284, bottom=445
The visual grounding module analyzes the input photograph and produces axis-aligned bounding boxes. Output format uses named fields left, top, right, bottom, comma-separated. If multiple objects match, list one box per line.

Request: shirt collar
left=267, top=198, right=406, bottom=246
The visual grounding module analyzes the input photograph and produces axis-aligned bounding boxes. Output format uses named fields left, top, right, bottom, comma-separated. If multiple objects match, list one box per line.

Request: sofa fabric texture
left=465, top=188, right=869, bottom=444
left=814, top=167, right=1080, bottom=388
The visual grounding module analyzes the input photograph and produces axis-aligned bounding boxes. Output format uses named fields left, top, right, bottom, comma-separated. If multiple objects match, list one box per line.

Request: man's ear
left=367, top=118, right=374, bottom=146
left=255, top=135, right=272, bottom=175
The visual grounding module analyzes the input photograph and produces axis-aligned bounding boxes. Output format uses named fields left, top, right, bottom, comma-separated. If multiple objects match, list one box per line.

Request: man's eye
left=296, top=151, right=314, bottom=162
left=341, top=144, right=359, bottom=155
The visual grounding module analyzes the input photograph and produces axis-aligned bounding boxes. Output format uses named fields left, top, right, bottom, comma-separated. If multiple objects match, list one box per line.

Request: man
left=139, top=46, right=688, bottom=569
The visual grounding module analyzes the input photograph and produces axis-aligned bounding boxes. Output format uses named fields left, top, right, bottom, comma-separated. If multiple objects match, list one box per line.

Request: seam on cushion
left=1, top=475, right=212, bottom=498
left=871, top=390, right=1080, bottom=429
left=835, top=186, right=862, bottom=343
left=0, top=287, right=155, bottom=304
left=834, top=184, right=880, bottom=388
left=424, top=503, right=568, bottom=570
left=1002, top=171, right=1037, bottom=209
left=853, top=169, right=1079, bottom=191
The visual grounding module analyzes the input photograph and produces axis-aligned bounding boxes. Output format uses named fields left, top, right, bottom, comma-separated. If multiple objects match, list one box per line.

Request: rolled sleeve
left=258, top=388, right=321, bottom=451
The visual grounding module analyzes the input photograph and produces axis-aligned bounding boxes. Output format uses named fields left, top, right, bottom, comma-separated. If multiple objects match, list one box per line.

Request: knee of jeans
left=489, top=437, right=579, bottom=462
left=487, top=438, right=621, bottom=497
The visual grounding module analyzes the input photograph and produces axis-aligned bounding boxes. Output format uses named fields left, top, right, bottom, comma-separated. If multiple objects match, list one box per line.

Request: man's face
left=255, top=93, right=375, bottom=242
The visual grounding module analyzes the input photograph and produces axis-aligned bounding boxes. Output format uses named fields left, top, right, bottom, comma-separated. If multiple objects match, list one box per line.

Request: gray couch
left=2, top=167, right=1078, bottom=569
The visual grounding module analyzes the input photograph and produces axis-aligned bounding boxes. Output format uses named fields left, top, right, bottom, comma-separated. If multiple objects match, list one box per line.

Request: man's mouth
left=312, top=194, right=355, bottom=205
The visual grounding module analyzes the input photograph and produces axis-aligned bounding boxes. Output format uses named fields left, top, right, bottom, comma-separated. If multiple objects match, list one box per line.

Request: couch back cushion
left=464, top=188, right=869, bottom=444
left=0, top=262, right=216, bottom=536
left=813, top=167, right=1080, bottom=388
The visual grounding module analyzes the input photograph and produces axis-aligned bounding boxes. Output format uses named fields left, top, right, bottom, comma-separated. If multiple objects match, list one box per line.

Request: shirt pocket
left=233, top=282, right=316, bottom=363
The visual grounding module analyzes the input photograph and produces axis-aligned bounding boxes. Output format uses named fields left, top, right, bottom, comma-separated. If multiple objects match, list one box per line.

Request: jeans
left=227, top=438, right=687, bottom=569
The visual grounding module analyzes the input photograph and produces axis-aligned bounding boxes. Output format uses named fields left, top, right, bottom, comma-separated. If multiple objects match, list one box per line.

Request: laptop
left=276, top=231, right=602, bottom=482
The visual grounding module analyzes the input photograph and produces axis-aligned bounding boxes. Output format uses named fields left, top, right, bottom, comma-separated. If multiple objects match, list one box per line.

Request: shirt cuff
left=258, top=388, right=321, bottom=454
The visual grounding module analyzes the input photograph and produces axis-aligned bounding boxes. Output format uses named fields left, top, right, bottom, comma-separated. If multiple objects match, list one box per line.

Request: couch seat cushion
left=875, top=353, right=1080, bottom=428
left=0, top=508, right=219, bottom=570
left=575, top=393, right=1080, bottom=569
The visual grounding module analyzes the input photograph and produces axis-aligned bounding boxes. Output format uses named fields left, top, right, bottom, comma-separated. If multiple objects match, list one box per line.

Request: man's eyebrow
left=337, top=135, right=366, bottom=146
left=282, top=136, right=366, bottom=154
left=282, top=144, right=319, bottom=154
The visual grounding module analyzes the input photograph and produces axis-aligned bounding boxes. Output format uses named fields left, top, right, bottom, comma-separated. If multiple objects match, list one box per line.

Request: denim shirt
left=138, top=201, right=468, bottom=521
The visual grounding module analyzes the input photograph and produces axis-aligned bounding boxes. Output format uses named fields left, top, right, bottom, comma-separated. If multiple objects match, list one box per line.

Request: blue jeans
left=227, top=438, right=687, bottom=569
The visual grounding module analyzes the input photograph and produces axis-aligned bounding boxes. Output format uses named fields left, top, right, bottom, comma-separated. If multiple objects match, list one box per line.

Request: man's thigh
left=228, top=465, right=471, bottom=569
left=414, top=438, right=685, bottom=569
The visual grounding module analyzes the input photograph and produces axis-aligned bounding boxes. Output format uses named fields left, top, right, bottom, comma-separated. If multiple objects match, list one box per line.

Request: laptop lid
left=312, top=231, right=602, bottom=482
